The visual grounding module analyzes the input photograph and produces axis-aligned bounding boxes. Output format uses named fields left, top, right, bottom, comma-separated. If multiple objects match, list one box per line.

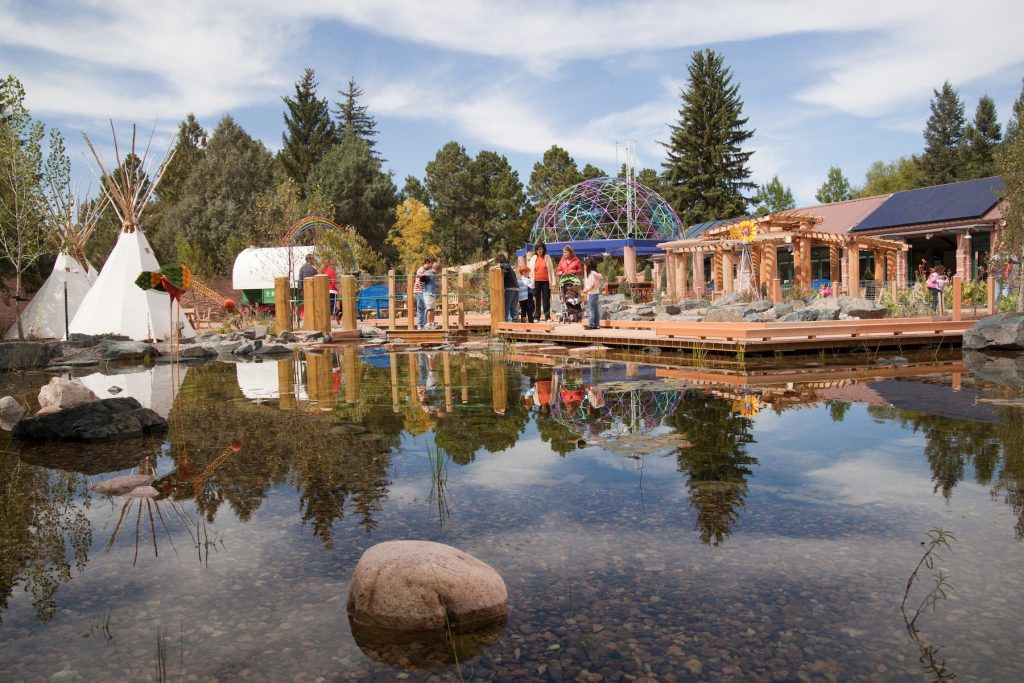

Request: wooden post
left=387, top=269, right=396, bottom=331
left=712, top=251, right=723, bottom=293
left=772, top=278, right=782, bottom=304
left=312, top=274, right=330, bottom=336
left=340, top=274, right=357, bottom=332
left=274, top=276, right=291, bottom=333
left=987, top=275, right=996, bottom=314
left=302, top=277, right=314, bottom=330
left=441, top=271, right=450, bottom=331
left=873, top=250, right=885, bottom=294
left=795, top=237, right=812, bottom=291
left=492, top=360, right=507, bottom=414
left=665, top=253, right=676, bottom=299
left=952, top=275, right=962, bottom=321
left=828, top=244, right=841, bottom=286
left=693, top=251, right=706, bottom=298
left=489, top=266, right=504, bottom=334
left=457, top=272, right=466, bottom=330
left=847, top=245, right=860, bottom=297
left=407, top=272, right=416, bottom=331
left=675, top=253, right=688, bottom=300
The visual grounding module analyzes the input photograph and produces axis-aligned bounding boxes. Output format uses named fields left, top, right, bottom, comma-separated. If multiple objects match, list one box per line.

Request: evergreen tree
left=306, top=138, right=397, bottom=256
left=636, top=168, right=667, bottom=195
left=752, top=175, right=794, bottom=216
left=473, top=150, right=527, bottom=255
left=425, top=141, right=478, bottom=264
left=279, top=69, right=335, bottom=190
left=661, top=48, right=755, bottom=224
left=147, top=114, right=207, bottom=257
left=401, top=175, right=431, bottom=206
left=815, top=166, right=853, bottom=204
left=580, top=163, right=606, bottom=179
left=163, top=115, right=276, bottom=276
left=527, top=145, right=582, bottom=208
left=859, top=156, right=926, bottom=196
left=335, top=78, right=380, bottom=157
left=919, top=81, right=966, bottom=185
left=995, top=126, right=1024, bottom=311
left=962, top=95, right=1002, bottom=179
left=1006, top=78, right=1024, bottom=144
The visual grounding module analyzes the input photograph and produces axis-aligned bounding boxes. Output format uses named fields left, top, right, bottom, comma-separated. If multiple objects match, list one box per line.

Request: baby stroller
left=558, top=273, right=584, bottom=323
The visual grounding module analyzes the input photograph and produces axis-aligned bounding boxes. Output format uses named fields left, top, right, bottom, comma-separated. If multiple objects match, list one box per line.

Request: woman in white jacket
left=527, top=243, right=556, bottom=322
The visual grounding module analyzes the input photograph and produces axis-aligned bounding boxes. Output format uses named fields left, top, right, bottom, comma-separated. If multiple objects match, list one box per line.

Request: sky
left=3, top=0, right=1024, bottom=207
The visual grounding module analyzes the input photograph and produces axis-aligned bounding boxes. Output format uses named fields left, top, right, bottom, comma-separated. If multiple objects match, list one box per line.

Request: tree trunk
left=14, top=268, right=24, bottom=340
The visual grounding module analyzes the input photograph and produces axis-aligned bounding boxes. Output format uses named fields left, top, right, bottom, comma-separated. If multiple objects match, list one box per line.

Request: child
left=581, top=256, right=603, bottom=330
left=517, top=266, right=535, bottom=322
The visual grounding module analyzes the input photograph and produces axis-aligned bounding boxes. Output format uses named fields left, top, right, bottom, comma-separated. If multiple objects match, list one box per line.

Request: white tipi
left=69, top=229, right=195, bottom=340
left=69, top=123, right=194, bottom=342
left=4, top=253, right=93, bottom=340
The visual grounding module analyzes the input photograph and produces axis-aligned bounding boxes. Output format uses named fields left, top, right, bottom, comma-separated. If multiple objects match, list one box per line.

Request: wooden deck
left=497, top=317, right=975, bottom=354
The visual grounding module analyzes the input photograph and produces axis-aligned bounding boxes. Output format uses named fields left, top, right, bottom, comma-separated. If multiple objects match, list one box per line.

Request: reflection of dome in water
left=529, top=177, right=682, bottom=244
left=551, top=385, right=684, bottom=449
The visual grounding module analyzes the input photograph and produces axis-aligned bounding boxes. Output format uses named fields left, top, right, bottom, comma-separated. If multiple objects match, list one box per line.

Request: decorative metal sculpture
left=529, top=177, right=683, bottom=245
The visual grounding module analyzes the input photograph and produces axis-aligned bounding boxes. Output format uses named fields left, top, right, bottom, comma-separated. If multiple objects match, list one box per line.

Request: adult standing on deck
left=497, top=254, right=519, bottom=322
left=528, top=243, right=555, bottom=322
left=321, top=259, right=338, bottom=319
left=298, top=253, right=318, bottom=283
left=413, top=256, right=435, bottom=329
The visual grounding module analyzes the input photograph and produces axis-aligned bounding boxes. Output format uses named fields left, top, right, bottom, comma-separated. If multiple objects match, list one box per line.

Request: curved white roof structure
left=69, top=229, right=195, bottom=341
left=232, top=245, right=315, bottom=290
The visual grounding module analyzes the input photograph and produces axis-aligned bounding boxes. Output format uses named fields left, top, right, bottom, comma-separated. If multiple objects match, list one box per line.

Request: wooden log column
left=665, top=252, right=677, bottom=299
left=693, top=253, right=706, bottom=297
left=675, top=252, right=688, bottom=300
left=749, top=248, right=761, bottom=294
left=312, top=274, right=331, bottom=336
left=489, top=266, right=504, bottom=334
left=873, top=250, right=885, bottom=291
left=828, top=245, right=841, bottom=286
left=343, top=345, right=359, bottom=404
left=956, top=234, right=972, bottom=281
left=440, top=271, right=450, bottom=331
left=274, top=276, right=291, bottom=333
left=712, top=251, right=723, bottom=293
left=457, top=271, right=466, bottom=329
left=278, top=357, right=295, bottom=410
left=794, top=236, right=812, bottom=292
left=897, top=248, right=909, bottom=289
left=302, top=276, right=315, bottom=330
left=407, top=272, right=416, bottom=331
left=847, top=245, right=861, bottom=297
left=886, top=251, right=897, bottom=285
left=721, top=249, right=734, bottom=295
left=760, top=243, right=777, bottom=294
left=340, top=274, right=357, bottom=332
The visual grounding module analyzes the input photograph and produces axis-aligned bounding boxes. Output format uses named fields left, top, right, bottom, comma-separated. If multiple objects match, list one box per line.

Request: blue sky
left=3, top=0, right=1024, bottom=206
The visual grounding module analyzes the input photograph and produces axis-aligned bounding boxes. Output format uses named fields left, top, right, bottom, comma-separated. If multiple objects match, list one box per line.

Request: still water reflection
left=1, top=350, right=1024, bottom=681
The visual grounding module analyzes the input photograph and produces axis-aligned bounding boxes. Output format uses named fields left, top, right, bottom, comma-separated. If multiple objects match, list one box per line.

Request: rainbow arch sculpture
left=280, top=214, right=358, bottom=272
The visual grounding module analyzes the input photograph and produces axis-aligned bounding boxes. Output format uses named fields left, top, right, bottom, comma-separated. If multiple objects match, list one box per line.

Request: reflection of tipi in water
left=78, top=363, right=187, bottom=418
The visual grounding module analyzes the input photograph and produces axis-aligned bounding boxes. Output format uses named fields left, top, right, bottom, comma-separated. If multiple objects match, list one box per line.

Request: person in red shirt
left=321, top=261, right=338, bottom=318
left=556, top=245, right=582, bottom=277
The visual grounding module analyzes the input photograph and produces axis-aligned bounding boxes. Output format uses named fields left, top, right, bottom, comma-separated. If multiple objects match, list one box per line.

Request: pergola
left=657, top=212, right=908, bottom=299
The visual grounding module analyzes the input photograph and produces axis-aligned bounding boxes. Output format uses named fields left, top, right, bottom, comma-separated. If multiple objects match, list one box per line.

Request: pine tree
left=527, top=145, right=582, bottom=208
left=815, top=166, right=853, bottom=204
left=425, top=141, right=478, bottom=264
left=158, top=114, right=207, bottom=205
left=401, top=175, right=431, bottom=206
left=919, top=81, right=966, bottom=185
left=580, top=163, right=606, bottom=179
left=280, top=68, right=335, bottom=189
left=752, top=175, right=794, bottom=216
left=473, top=150, right=527, bottom=255
left=962, top=95, right=1003, bottom=179
left=661, top=49, right=755, bottom=225
left=1006, top=79, right=1024, bottom=144
left=335, top=78, right=380, bottom=157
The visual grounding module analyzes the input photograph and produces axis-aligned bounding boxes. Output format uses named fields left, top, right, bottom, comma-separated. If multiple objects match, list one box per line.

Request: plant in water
left=426, top=443, right=451, bottom=526
left=901, top=527, right=957, bottom=682
left=691, top=342, right=708, bottom=367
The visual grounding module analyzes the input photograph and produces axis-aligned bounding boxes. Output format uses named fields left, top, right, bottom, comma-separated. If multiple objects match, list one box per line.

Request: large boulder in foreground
left=963, top=313, right=1024, bottom=350
left=37, top=377, right=98, bottom=414
left=12, top=397, right=167, bottom=442
left=347, top=540, right=507, bottom=635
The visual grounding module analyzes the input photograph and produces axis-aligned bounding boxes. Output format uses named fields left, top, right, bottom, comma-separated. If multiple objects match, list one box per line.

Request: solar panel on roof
left=852, top=176, right=1003, bottom=231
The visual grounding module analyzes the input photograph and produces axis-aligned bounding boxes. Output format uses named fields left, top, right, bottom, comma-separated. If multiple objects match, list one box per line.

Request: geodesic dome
left=523, top=177, right=682, bottom=256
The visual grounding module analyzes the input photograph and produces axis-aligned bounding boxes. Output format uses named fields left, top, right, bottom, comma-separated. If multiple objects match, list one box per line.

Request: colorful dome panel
left=529, top=177, right=683, bottom=245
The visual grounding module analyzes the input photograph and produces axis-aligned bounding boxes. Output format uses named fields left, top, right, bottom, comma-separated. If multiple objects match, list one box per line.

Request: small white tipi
left=69, top=229, right=195, bottom=341
left=4, top=254, right=93, bottom=340
left=68, top=123, right=195, bottom=342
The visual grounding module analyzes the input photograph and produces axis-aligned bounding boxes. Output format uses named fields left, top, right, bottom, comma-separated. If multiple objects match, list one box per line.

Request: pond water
left=1, top=348, right=1023, bottom=682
